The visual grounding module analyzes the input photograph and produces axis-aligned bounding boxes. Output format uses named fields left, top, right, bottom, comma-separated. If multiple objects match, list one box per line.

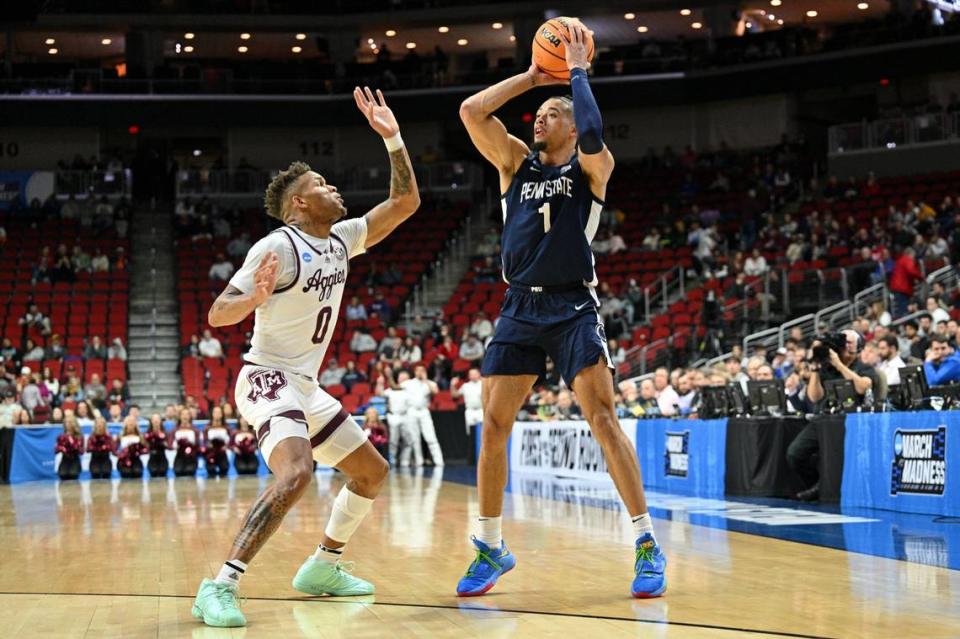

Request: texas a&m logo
left=246, top=369, right=287, bottom=402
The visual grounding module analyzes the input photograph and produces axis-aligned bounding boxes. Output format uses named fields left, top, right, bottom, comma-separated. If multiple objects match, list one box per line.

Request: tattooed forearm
left=388, top=148, right=413, bottom=197
left=228, top=480, right=301, bottom=562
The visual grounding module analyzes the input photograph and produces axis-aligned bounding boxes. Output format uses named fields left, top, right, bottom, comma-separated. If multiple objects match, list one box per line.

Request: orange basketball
left=532, top=17, right=595, bottom=81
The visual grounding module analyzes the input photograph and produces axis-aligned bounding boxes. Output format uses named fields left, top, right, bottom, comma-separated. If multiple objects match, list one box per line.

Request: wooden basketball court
left=0, top=471, right=957, bottom=638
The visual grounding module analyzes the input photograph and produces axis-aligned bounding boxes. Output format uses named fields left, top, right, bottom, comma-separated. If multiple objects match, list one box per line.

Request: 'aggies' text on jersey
left=229, top=218, right=367, bottom=380
left=501, top=152, right=602, bottom=288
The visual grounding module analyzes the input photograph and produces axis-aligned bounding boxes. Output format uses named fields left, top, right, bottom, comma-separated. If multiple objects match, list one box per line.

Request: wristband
left=384, top=132, right=404, bottom=152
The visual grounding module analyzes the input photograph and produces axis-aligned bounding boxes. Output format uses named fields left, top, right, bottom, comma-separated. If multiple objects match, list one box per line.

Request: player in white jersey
left=382, top=369, right=411, bottom=465
left=192, top=87, right=421, bottom=629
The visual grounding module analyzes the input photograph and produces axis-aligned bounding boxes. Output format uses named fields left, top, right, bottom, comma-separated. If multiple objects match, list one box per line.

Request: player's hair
left=541, top=95, right=574, bottom=118
left=264, top=161, right=312, bottom=222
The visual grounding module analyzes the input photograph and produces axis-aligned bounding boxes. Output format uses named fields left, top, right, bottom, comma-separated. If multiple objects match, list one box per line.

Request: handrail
left=778, top=313, right=816, bottom=348
left=852, top=283, right=887, bottom=318
left=814, top=300, right=853, bottom=332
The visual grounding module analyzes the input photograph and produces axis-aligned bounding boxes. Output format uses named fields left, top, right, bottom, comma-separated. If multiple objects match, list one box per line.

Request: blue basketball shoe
left=631, top=533, right=667, bottom=598
left=456, top=536, right=516, bottom=597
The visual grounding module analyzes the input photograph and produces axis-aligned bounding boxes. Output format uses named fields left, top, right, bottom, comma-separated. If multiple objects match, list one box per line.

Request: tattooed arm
left=208, top=252, right=278, bottom=327
left=353, top=86, right=421, bottom=250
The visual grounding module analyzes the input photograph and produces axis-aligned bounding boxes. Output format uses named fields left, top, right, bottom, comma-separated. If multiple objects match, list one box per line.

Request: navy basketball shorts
left=480, top=287, right=613, bottom=386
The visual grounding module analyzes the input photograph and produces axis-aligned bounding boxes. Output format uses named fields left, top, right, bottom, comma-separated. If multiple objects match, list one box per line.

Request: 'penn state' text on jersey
left=500, top=152, right=603, bottom=287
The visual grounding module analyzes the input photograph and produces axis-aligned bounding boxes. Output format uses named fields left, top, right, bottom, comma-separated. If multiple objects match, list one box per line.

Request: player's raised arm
left=208, top=252, right=279, bottom=327
left=562, top=22, right=614, bottom=192
left=459, top=67, right=561, bottom=182
left=353, top=87, right=421, bottom=249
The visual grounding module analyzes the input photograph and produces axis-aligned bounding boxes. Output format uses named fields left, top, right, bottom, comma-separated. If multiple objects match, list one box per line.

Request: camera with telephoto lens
left=811, top=332, right=847, bottom=364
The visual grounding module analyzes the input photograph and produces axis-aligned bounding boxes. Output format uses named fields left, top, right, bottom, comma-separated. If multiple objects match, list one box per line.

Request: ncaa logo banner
left=891, top=427, right=946, bottom=496
left=665, top=431, right=689, bottom=478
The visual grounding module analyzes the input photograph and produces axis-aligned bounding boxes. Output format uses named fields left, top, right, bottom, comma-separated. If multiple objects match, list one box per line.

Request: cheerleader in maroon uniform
left=203, top=405, right=230, bottom=477
left=116, top=415, right=145, bottom=479
left=363, top=407, right=389, bottom=460
left=171, top=408, right=201, bottom=477
left=144, top=413, right=169, bottom=477
left=230, top=416, right=259, bottom=475
left=87, top=415, right=115, bottom=479
left=55, top=414, right=84, bottom=480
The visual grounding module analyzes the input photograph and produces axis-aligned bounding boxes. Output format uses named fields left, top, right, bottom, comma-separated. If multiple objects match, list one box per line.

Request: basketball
left=532, top=17, right=595, bottom=80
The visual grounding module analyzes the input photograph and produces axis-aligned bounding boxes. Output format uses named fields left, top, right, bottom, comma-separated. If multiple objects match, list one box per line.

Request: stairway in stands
left=127, top=207, right=181, bottom=414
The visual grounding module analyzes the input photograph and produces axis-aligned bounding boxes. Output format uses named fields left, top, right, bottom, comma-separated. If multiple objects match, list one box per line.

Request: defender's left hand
left=353, top=86, right=400, bottom=138
left=560, top=20, right=592, bottom=71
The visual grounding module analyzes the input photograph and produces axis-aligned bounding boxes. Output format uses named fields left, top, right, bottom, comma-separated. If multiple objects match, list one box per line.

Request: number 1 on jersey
left=538, top=202, right=551, bottom=233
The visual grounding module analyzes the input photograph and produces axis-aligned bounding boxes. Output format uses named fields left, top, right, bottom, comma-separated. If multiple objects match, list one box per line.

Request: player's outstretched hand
left=252, top=251, right=279, bottom=306
left=353, top=86, right=400, bottom=139
left=560, top=20, right=592, bottom=72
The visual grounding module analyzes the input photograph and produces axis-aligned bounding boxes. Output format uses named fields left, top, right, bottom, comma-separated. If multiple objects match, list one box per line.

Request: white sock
left=312, top=544, right=344, bottom=564
left=632, top=513, right=655, bottom=540
left=476, top=516, right=502, bottom=548
left=323, top=487, right=374, bottom=546
left=215, top=559, right=247, bottom=587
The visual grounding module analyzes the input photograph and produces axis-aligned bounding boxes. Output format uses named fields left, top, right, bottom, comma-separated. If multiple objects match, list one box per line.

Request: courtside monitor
left=747, top=380, right=787, bottom=416
left=899, top=364, right=929, bottom=409
left=726, top=382, right=748, bottom=416
left=700, top=385, right=730, bottom=419
left=823, top=379, right=857, bottom=412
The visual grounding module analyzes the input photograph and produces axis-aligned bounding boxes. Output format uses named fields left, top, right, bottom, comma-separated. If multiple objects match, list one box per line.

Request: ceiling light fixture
left=240, top=32, right=251, bottom=40
left=857, top=2, right=869, bottom=8
left=292, top=46, right=302, bottom=53
left=624, top=12, right=635, bottom=20
left=438, top=26, right=449, bottom=33
left=457, top=38, right=468, bottom=45
left=101, top=38, right=112, bottom=45
left=509, top=35, right=516, bottom=41
left=184, top=32, right=195, bottom=40
left=183, top=45, right=194, bottom=52
left=295, top=33, right=306, bottom=40
left=692, top=22, right=702, bottom=29
left=680, top=9, right=691, bottom=16
left=238, top=45, right=248, bottom=52
left=492, top=22, right=503, bottom=29
left=806, top=10, right=818, bottom=17
left=638, top=25, right=648, bottom=33
left=770, top=0, right=781, bottom=5
left=385, top=29, right=396, bottom=37
left=406, top=42, right=416, bottom=49
left=48, top=47, right=58, bottom=54
left=777, top=18, right=784, bottom=24
left=45, top=37, right=55, bottom=45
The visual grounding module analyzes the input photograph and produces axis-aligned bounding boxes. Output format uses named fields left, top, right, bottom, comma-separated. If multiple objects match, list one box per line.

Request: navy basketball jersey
left=500, top=151, right=602, bottom=287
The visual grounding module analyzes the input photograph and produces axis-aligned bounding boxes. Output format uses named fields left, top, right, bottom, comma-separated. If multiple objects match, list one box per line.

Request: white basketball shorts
left=235, top=364, right=366, bottom=469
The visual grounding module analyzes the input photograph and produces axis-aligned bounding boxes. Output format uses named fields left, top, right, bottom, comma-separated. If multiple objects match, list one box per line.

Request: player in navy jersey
left=456, top=21, right=666, bottom=598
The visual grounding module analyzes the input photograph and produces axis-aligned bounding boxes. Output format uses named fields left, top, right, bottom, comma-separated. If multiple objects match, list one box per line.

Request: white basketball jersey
left=230, top=219, right=367, bottom=380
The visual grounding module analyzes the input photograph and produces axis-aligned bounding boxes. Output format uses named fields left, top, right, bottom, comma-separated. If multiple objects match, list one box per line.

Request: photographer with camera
left=787, top=329, right=877, bottom=501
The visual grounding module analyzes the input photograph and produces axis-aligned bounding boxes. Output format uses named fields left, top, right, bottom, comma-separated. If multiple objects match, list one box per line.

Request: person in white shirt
left=350, top=330, right=377, bottom=353
left=653, top=367, right=680, bottom=416
left=345, top=296, right=368, bottom=321
left=209, top=253, right=236, bottom=281
left=319, top=359, right=346, bottom=387
left=926, top=296, right=951, bottom=326
left=743, top=248, right=768, bottom=276
left=227, top=232, right=252, bottom=259
left=198, top=329, right=224, bottom=358
left=459, top=334, right=485, bottom=362
left=400, top=365, right=444, bottom=466
left=877, top=334, right=906, bottom=387
left=397, top=336, right=422, bottom=364
left=452, top=367, right=483, bottom=432
left=469, top=312, right=493, bottom=341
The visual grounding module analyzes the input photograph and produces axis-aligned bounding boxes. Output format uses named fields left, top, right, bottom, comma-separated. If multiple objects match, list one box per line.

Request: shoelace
left=214, top=584, right=244, bottom=610
left=635, top=544, right=658, bottom=575
left=335, top=560, right=357, bottom=576
left=465, top=547, right=501, bottom=577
